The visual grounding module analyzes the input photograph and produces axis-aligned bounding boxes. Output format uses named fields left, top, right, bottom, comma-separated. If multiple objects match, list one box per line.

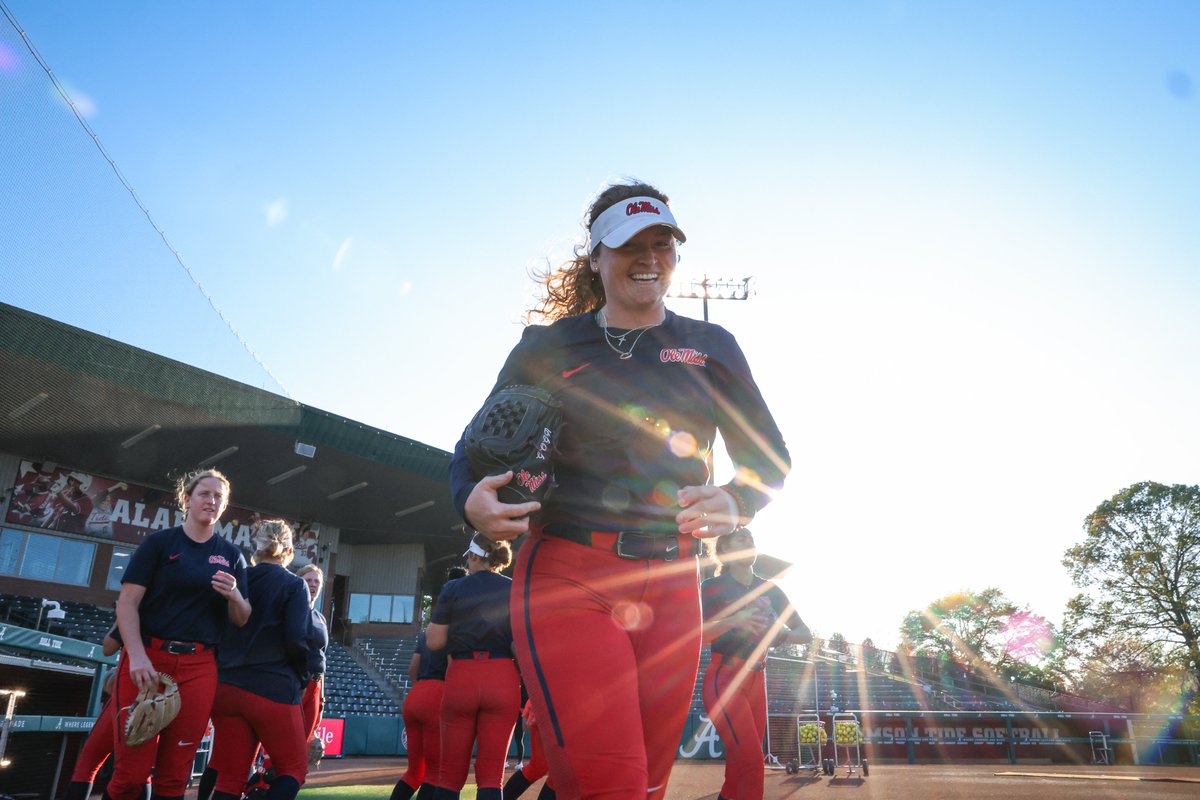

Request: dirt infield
left=295, top=757, right=1200, bottom=799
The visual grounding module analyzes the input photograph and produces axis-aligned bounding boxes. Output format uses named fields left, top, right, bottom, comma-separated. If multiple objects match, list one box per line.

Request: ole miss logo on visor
left=626, top=201, right=661, bottom=216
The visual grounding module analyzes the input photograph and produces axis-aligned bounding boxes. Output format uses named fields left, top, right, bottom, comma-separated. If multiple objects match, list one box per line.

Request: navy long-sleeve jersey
left=449, top=310, right=789, bottom=534
left=217, top=562, right=313, bottom=704
left=702, top=572, right=809, bottom=660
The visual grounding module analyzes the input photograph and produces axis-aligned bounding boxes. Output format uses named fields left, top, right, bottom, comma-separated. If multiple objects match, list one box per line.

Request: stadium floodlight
left=667, top=275, right=754, bottom=322
left=327, top=481, right=368, bottom=500
left=7, top=392, right=49, bottom=420
left=266, top=465, right=307, bottom=485
left=120, top=424, right=162, bottom=449
left=197, top=446, right=239, bottom=466
left=395, top=500, right=435, bottom=518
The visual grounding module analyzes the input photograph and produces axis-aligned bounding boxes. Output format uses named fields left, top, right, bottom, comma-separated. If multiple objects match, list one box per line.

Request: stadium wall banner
left=5, top=460, right=303, bottom=554
left=0, top=622, right=117, bottom=665
left=315, top=718, right=344, bottom=758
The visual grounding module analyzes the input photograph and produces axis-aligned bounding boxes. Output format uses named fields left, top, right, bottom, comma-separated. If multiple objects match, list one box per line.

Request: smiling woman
left=448, top=179, right=790, bottom=800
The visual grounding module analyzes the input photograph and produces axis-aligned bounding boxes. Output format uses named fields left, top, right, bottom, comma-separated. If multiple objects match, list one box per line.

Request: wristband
left=720, top=485, right=750, bottom=525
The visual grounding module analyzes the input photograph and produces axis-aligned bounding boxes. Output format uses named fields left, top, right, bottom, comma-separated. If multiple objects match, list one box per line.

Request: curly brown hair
left=527, top=181, right=672, bottom=324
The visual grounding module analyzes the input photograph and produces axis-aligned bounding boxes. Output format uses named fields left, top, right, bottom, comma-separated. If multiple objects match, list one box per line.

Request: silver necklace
left=597, top=309, right=661, bottom=360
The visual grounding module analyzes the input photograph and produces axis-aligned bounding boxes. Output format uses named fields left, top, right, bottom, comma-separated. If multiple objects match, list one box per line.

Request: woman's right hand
left=127, top=651, right=159, bottom=693
left=464, top=472, right=541, bottom=541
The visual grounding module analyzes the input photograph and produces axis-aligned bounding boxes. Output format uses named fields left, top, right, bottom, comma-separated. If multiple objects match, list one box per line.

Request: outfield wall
left=324, top=709, right=1200, bottom=766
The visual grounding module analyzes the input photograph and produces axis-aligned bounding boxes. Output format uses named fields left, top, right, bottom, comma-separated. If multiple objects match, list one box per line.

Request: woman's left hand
left=676, top=485, right=740, bottom=538
left=211, top=570, right=239, bottom=598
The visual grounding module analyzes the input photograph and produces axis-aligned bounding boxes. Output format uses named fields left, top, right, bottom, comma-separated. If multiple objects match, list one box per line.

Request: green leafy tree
left=899, top=588, right=1057, bottom=677
left=1062, top=481, right=1200, bottom=709
left=900, top=588, right=1015, bottom=666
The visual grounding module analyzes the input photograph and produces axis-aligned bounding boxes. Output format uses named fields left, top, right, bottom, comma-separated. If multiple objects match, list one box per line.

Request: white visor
left=463, top=534, right=489, bottom=558
left=588, top=196, right=686, bottom=254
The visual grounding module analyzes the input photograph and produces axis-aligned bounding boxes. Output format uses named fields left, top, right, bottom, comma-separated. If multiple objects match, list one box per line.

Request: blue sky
left=2, top=1, right=1198, bottom=649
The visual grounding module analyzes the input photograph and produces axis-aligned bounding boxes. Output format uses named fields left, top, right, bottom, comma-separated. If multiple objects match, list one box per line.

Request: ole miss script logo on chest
left=209, top=554, right=231, bottom=568
left=659, top=347, right=708, bottom=367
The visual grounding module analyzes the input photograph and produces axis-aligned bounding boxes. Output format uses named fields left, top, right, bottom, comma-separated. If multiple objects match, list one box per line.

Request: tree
left=1062, top=481, right=1200, bottom=709
left=1059, top=603, right=1180, bottom=712
left=899, top=588, right=1057, bottom=679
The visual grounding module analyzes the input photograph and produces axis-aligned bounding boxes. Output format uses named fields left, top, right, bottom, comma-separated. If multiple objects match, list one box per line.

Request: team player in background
left=205, top=520, right=314, bottom=800
left=107, top=468, right=251, bottom=800
left=501, top=698, right=555, bottom=800
left=390, top=565, right=468, bottom=800
left=426, top=534, right=519, bottom=800
left=63, top=625, right=150, bottom=800
left=450, top=180, right=789, bottom=799
left=296, top=563, right=329, bottom=743
left=702, top=528, right=811, bottom=800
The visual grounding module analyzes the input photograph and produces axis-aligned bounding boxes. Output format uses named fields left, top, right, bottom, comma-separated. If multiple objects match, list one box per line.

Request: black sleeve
left=284, top=579, right=314, bottom=678
left=430, top=582, right=455, bottom=626
left=449, top=324, right=556, bottom=519
left=709, top=328, right=790, bottom=517
left=123, top=532, right=163, bottom=587
left=768, top=582, right=808, bottom=638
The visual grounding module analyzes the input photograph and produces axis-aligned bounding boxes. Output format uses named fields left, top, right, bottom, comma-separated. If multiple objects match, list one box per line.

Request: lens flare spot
left=601, top=485, right=632, bottom=512
left=667, top=430, right=697, bottom=458
left=1001, top=612, right=1054, bottom=664
left=0, top=43, right=19, bottom=75
left=651, top=481, right=679, bottom=507
left=612, top=601, right=653, bottom=631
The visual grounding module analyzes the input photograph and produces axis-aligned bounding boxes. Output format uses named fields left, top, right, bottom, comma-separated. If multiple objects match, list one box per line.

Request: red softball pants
left=71, top=697, right=115, bottom=781
left=208, top=683, right=308, bottom=795
left=513, top=534, right=702, bottom=800
left=398, top=678, right=445, bottom=791
left=107, top=642, right=217, bottom=800
left=302, top=676, right=324, bottom=740
left=437, top=656, right=520, bottom=792
left=702, top=654, right=767, bottom=800
left=520, top=712, right=549, bottom=784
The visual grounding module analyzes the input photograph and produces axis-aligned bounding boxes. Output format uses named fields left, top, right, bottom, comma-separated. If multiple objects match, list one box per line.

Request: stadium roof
left=0, top=301, right=466, bottom=556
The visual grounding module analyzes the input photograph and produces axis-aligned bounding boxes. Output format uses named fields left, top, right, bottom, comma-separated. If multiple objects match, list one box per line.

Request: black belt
left=451, top=650, right=512, bottom=661
left=143, top=636, right=210, bottom=655
left=546, top=525, right=700, bottom=562
left=712, top=651, right=766, bottom=672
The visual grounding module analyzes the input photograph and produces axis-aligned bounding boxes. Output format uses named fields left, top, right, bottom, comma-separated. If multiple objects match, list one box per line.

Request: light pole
left=668, top=275, right=755, bottom=484
left=0, top=689, right=26, bottom=768
left=668, top=275, right=754, bottom=322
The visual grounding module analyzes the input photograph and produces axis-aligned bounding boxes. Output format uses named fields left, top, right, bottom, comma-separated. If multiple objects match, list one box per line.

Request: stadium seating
left=322, top=641, right=402, bottom=717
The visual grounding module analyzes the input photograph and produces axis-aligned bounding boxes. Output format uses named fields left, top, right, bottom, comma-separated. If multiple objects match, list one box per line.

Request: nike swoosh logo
left=562, top=362, right=591, bottom=379
left=168, top=553, right=182, bottom=561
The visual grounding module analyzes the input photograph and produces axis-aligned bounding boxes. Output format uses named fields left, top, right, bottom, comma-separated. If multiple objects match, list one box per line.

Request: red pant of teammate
left=108, top=643, right=218, bottom=799
left=513, top=535, right=702, bottom=800
left=437, top=657, right=520, bottom=793
left=519, top=707, right=549, bottom=784
left=702, top=654, right=767, bottom=800
left=397, top=678, right=445, bottom=791
left=208, top=683, right=308, bottom=796
left=72, top=697, right=115, bottom=782
left=302, top=675, right=324, bottom=740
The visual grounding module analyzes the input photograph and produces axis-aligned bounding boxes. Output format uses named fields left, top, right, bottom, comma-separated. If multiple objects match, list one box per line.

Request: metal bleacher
left=0, top=593, right=114, bottom=644
left=322, top=641, right=401, bottom=717
left=356, top=635, right=418, bottom=697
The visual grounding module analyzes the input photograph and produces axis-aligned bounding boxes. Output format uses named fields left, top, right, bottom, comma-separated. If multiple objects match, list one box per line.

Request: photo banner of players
left=5, top=459, right=309, bottom=557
